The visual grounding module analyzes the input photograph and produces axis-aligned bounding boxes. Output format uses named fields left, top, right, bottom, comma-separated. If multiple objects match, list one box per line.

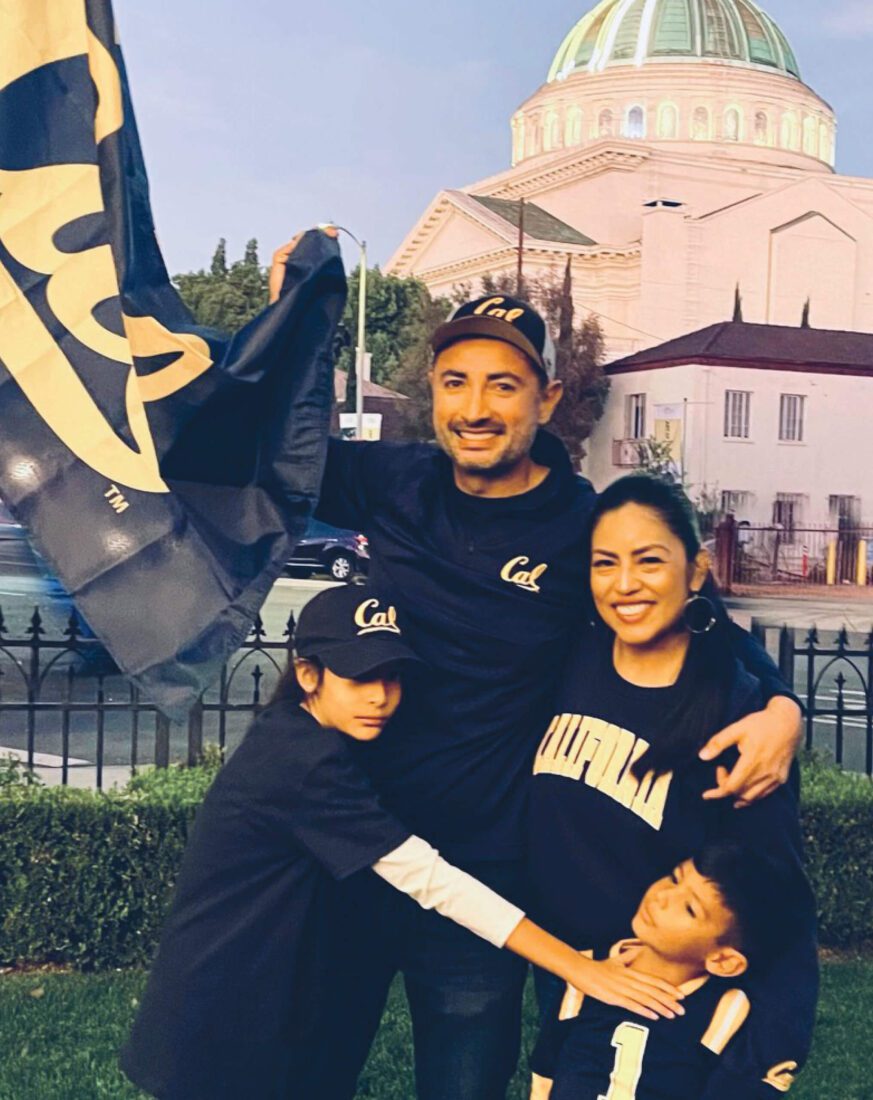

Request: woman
left=528, top=475, right=817, bottom=1097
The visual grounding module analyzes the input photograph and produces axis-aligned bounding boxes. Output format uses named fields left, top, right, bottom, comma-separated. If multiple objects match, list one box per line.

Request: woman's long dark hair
left=589, top=475, right=736, bottom=779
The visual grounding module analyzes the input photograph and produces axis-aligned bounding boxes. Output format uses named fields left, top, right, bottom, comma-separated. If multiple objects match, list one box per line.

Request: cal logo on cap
left=473, top=297, right=526, bottom=324
left=354, top=599, right=401, bottom=636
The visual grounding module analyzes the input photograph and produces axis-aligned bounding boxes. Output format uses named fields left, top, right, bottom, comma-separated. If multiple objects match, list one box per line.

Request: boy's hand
left=268, top=225, right=339, bottom=304
left=567, top=955, right=685, bottom=1022
left=700, top=696, right=801, bottom=807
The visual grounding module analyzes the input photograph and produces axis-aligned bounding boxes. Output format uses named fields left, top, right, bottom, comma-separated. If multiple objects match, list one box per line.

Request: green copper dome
left=548, top=0, right=800, bottom=81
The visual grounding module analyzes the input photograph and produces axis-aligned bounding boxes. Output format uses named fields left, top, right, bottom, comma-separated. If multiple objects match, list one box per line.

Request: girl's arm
left=373, top=836, right=685, bottom=1021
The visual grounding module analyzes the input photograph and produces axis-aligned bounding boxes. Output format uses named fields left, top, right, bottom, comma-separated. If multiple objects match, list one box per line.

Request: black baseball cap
left=294, top=584, right=421, bottom=679
left=430, top=294, right=557, bottom=381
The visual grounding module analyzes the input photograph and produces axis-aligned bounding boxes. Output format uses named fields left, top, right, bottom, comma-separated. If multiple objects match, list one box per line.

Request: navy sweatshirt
left=317, top=431, right=795, bottom=863
left=528, top=628, right=818, bottom=1098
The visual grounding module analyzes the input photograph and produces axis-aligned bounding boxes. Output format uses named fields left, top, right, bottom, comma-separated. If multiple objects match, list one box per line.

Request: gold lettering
left=563, top=716, right=604, bottom=781
left=0, top=1, right=84, bottom=93
left=504, top=308, right=524, bottom=323
left=500, top=555, right=548, bottom=593
left=631, top=768, right=673, bottom=830
left=584, top=719, right=620, bottom=788
left=354, top=599, right=401, bottom=635
left=0, top=20, right=213, bottom=494
left=473, top=296, right=504, bottom=316
left=86, top=27, right=123, bottom=143
left=595, top=728, right=643, bottom=808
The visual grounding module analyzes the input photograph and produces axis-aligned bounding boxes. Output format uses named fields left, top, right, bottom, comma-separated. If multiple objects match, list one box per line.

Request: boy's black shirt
left=532, top=949, right=749, bottom=1100
left=527, top=628, right=818, bottom=1097
left=318, top=433, right=793, bottom=863
left=120, top=701, right=409, bottom=1100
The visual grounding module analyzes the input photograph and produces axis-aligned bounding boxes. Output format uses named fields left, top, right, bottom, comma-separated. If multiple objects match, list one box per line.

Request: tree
left=633, top=437, right=682, bottom=484
left=174, top=239, right=269, bottom=333
left=390, top=293, right=453, bottom=441
left=475, top=267, right=609, bottom=467
left=210, top=238, right=228, bottom=278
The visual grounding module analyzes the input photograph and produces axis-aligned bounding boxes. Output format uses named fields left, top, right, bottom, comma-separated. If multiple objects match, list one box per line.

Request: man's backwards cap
left=430, top=295, right=557, bottom=382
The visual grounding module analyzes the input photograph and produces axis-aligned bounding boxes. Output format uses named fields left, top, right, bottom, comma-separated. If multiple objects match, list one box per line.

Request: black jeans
left=300, top=860, right=529, bottom=1100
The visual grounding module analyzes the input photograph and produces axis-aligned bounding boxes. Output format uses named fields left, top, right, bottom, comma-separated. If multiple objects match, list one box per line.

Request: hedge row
left=0, top=754, right=870, bottom=970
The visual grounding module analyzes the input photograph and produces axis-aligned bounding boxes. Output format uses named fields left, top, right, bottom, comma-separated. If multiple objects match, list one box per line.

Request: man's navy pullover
left=316, top=431, right=791, bottom=863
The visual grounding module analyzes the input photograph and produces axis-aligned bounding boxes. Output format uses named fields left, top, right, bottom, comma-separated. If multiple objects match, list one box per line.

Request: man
left=268, top=236, right=801, bottom=1099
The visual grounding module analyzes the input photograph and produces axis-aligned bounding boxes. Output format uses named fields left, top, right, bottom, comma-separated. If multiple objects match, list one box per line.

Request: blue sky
left=114, top=0, right=873, bottom=275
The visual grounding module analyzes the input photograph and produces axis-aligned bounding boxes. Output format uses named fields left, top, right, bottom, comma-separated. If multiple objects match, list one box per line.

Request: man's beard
left=435, top=420, right=538, bottom=479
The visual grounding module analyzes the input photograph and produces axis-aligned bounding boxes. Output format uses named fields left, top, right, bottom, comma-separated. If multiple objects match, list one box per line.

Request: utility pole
left=516, top=197, right=525, bottom=296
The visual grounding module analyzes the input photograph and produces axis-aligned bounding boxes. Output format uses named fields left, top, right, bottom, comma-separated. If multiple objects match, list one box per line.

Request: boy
left=121, top=584, right=683, bottom=1100
left=531, top=842, right=811, bottom=1100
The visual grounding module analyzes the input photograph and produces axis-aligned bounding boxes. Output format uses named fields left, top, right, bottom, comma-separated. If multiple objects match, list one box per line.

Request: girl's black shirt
left=120, top=701, right=409, bottom=1100
left=528, top=627, right=818, bottom=1099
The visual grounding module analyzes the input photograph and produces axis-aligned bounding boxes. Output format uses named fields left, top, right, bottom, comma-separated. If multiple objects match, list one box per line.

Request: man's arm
left=700, top=624, right=802, bottom=807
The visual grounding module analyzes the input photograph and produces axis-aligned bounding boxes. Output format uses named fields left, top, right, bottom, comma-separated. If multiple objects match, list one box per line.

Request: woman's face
left=590, top=502, right=709, bottom=648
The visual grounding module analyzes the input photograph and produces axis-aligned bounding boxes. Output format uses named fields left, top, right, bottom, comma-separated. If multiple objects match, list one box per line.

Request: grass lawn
left=0, top=958, right=870, bottom=1099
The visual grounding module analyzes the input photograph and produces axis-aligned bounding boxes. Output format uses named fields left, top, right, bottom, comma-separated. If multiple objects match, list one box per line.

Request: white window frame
left=724, top=390, right=751, bottom=440
left=778, top=394, right=805, bottom=443
left=625, top=393, right=647, bottom=440
left=773, top=494, right=804, bottom=544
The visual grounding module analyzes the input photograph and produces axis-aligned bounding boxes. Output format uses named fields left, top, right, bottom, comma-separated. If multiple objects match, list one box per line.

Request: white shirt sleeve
left=372, top=834, right=526, bottom=949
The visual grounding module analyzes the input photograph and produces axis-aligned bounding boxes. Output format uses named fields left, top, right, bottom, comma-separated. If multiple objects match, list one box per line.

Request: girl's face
left=590, top=502, right=709, bottom=648
left=297, top=662, right=403, bottom=741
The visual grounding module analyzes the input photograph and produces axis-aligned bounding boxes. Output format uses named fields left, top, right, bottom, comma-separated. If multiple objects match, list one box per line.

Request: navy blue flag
left=0, top=1, right=345, bottom=717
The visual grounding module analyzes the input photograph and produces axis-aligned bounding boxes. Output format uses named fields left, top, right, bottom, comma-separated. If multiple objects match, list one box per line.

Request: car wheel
left=328, top=552, right=355, bottom=582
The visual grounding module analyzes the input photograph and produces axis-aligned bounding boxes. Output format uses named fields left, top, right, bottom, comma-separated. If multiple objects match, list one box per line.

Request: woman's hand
left=565, top=953, right=685, bottom=1021
left=699, top=696, right=801, bottom=807
left=268, top=225, right=339, bottom=304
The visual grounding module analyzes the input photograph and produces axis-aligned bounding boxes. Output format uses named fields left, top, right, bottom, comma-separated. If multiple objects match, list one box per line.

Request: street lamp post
left=325, top=224, right=367, bottom=440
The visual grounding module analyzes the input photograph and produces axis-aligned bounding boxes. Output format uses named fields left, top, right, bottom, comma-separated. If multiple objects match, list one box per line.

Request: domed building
left=388, top=1, right=873, bottom=530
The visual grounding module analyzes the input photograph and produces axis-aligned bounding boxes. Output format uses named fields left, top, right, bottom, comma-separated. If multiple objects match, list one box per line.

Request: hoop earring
left=684, top=592, right=717, bottom=635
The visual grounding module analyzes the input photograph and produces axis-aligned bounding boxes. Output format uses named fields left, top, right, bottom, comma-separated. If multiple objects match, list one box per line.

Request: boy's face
left=298, top=662, right=403, bottom=741
left=631, top=859, right=747, bottom=977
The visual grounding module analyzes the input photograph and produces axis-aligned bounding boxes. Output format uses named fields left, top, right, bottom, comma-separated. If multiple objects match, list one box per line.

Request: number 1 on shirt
left=598, top=1021, right=650, bottom=1100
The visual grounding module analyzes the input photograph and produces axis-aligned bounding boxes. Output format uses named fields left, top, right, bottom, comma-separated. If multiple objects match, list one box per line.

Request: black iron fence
left=4, top=605, right=872, bottom=785
left=0, top=607, right=294, bottom=789
left=751, top=619, right=873, bottom=776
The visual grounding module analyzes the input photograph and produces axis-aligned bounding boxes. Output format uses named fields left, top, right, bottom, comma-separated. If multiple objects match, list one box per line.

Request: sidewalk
left=726, top=592, right=873, bottom=633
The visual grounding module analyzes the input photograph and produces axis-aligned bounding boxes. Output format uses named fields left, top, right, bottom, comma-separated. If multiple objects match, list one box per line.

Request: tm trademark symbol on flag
left=104, top=484, right=130, bottom=515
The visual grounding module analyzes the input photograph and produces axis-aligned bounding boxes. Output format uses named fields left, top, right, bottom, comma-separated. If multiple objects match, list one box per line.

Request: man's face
left=429, top=339, right=562, bottom=479
left=631, top=859, right=738, bottom=967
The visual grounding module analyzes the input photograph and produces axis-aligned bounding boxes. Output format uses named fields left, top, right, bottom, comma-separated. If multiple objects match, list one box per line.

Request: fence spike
left=0, top=606, right=5, bottom=636
left=284, top=611, right=297, bottom=640
left=63, top=612, right=80, bottom=642
left=805, top=624, right=818, bottom=647
left=837, top=626, right=849, bottom=651
left=27, top=606, right=44, bottom=637
left=249, top=614, right=266, bottom=642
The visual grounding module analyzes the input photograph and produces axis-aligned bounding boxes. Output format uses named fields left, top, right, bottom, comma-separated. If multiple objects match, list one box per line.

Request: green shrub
left=0, top=754, right=870, bottom=970
left=800, top=754, right=873, bottom=946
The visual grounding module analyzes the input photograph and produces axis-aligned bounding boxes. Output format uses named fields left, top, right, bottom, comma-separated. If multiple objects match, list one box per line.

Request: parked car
left=286, top=520, right=369, bottom=582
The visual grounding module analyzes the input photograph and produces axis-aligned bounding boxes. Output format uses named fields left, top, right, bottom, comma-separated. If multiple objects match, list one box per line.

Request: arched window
left=658, top=102, right=679, bottom=139
left=527, top=114, right=542, bottom=156
left=802, top=116, right=816, bottom=156
left=819, top=121, right=832, bottom=164
left=543, top=111, right=561, bottom=152
left=512, top=117, right=525, bottom=163
left=780, top=112, right=798, bottom=150
left=754, top=110, right=769, bottom=144
left=692, top=106, right=711, bottom=140
left=598, top=108, right=615, bottom=138
left=565, top=107, right=583, bottom=146
left=723, top=107, right=741, bottom=142
left=623, top=105, right=646, bottom=139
